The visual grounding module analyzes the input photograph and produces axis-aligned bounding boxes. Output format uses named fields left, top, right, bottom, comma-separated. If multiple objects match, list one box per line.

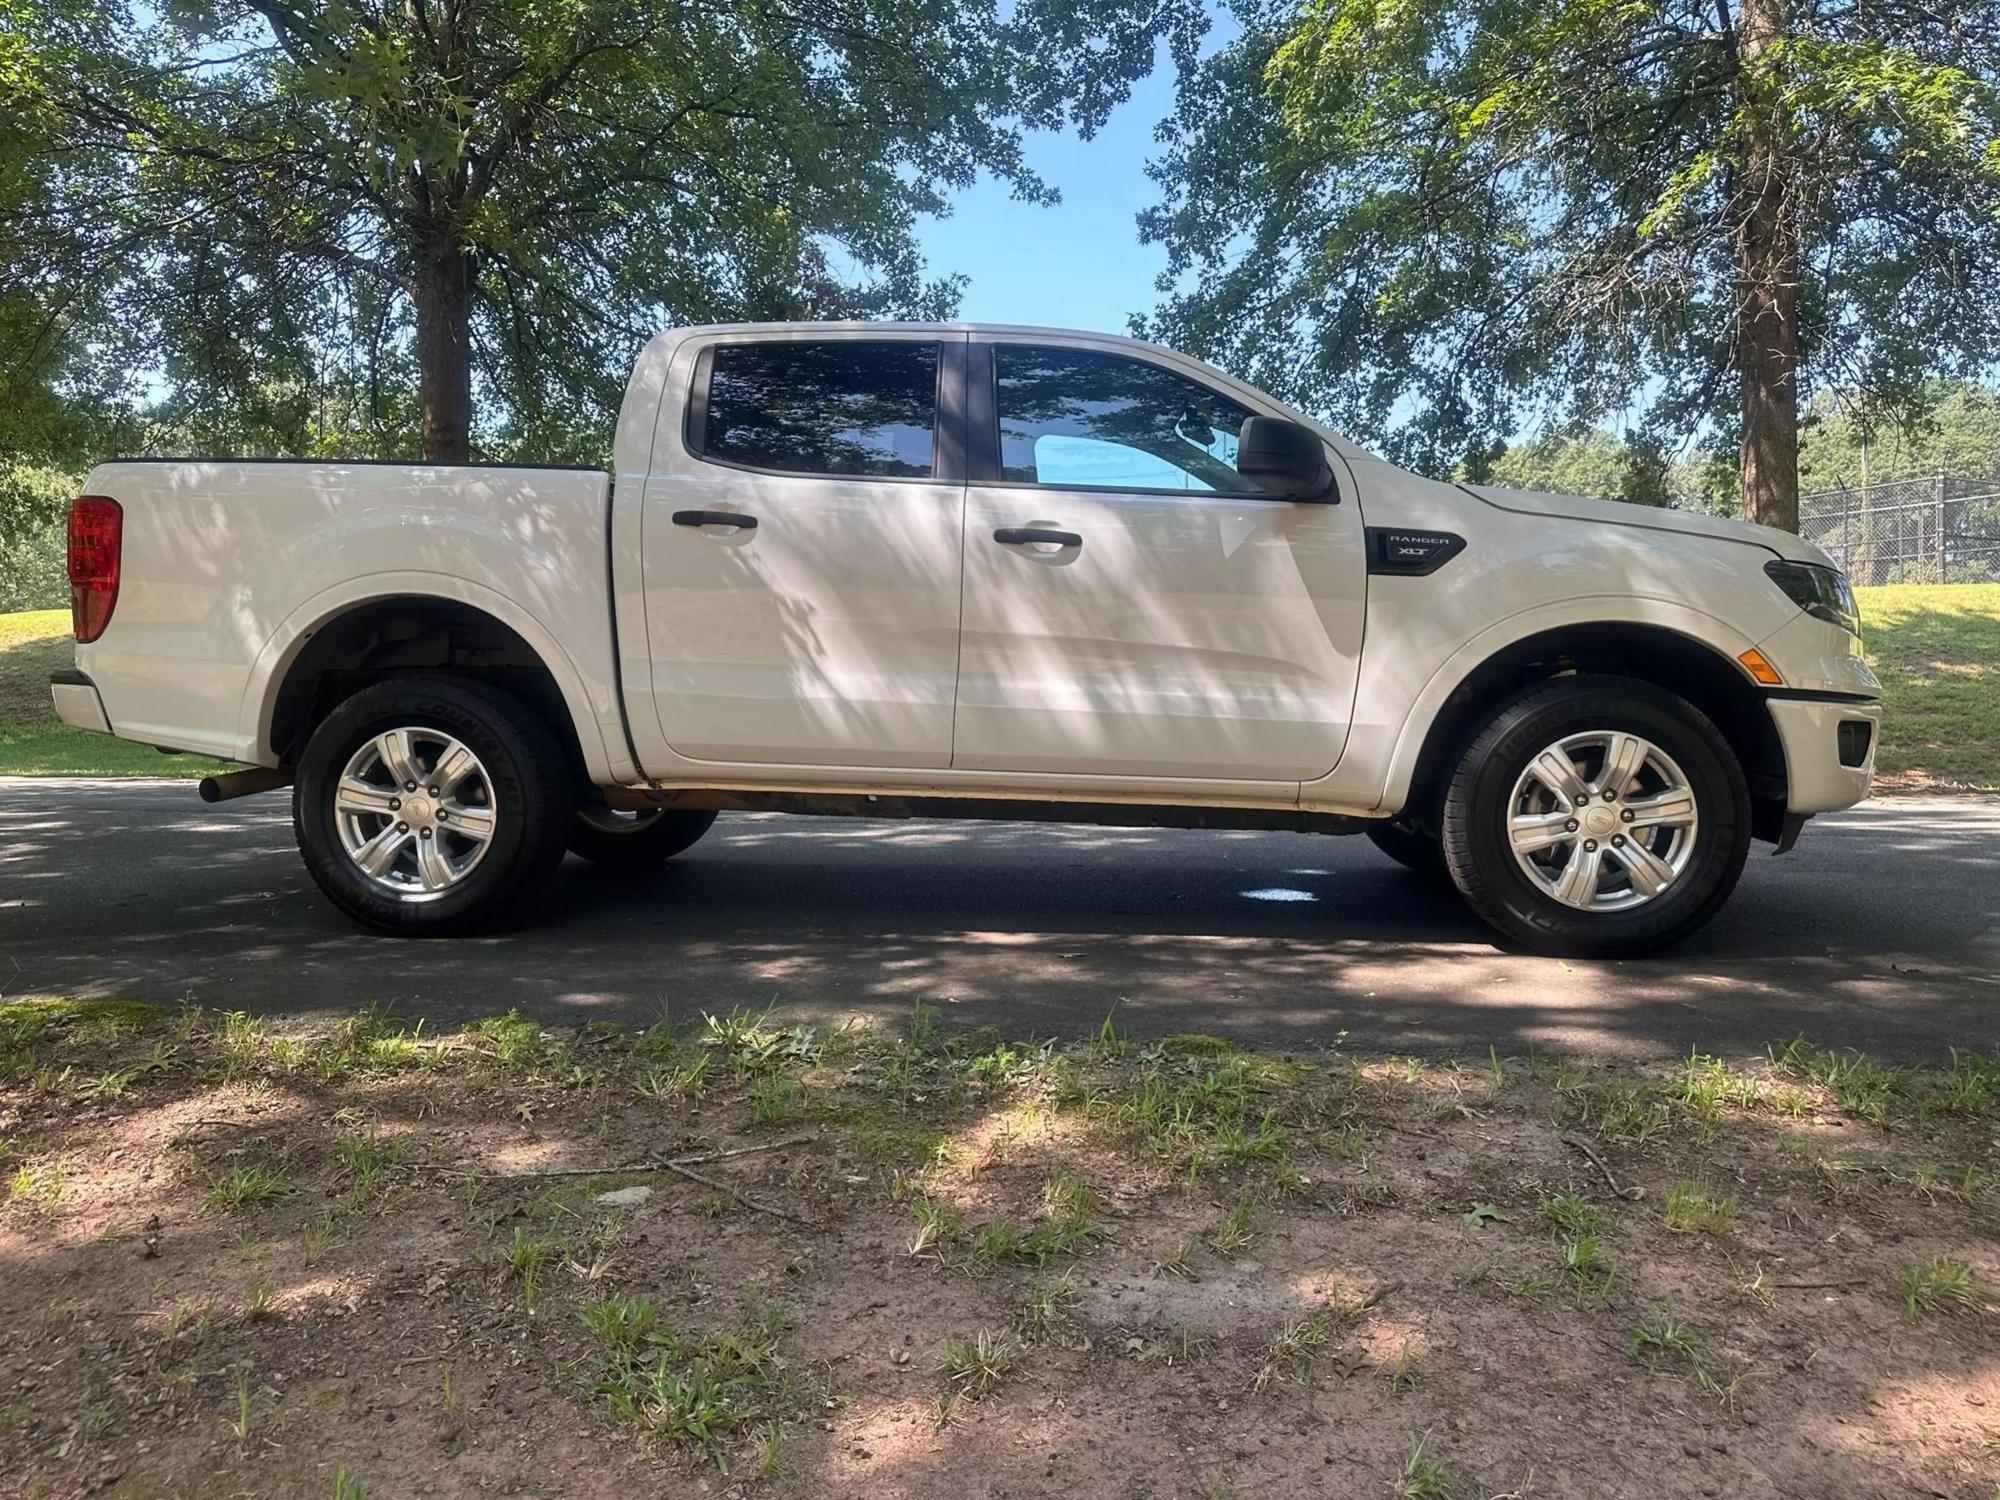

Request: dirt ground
left=1, top=999, right=1994, bottom=1499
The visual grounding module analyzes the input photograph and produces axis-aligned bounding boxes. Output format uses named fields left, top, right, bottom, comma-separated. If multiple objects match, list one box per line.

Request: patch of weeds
left=635, top=1051, right=709, bottom=1100
left=748, top=1074, right=806, bottom=1125
left=199, top=1162, right=295, bottom=1214
left=582, top=1292, right=664, bottom=1354
left=333, top=1130, right=410, bottom=1211
left=1674, top=1053, right=1737, bottom=1139
left=7, top=1161, right=63, bottom=1207
left=72, top=1065, right=143, bottom=1103
left=1041, top=1171, right=1102, bottom=1232
left=1772, top=1039, right=1912, bottom=1126
left=1099, top=1050, right=1300, bottom=1175
left=703, top=1009, right=821, bottom=1079
left=1386, top=1342, right=1421, bottom=1397
left=1663, top=1180, right=1736, bottom=1237
left=963, top=1037, right=1057, bottom=1089
left=468, top=1010, right=544, bottom=1072
left=502, top=1226, right=562, bottom=1308
left=303, top=1205, right=353, bottom=1265
left=1539, top=1190, right=1603, bottom=1236
left=589, top=1295, right=794, bottom=1469
left=242, top=1283, right=276, bottom=1322
left=753, top=1419, right=785, bottom=1482
left=331, top=1465, right=368, bottom=1500
left=940, top=1329, right=1013, bottom=1401
left=1553, top=1236, right=1616, bottom=1305
left=1628, top=1305, right=1745, bottom=1404
left=910, top=1196, right=967, bottom=1260
left=1557, top=1074, right=1671, bottom=1145
left=216, top=1011, right=271, bottom=1079
left=1930, top=1047, right=1999, bottom=1116
left=1155, top=1235, right=1198, bottom=1279
left=1896, top=1255, right=1976, bottom=1322
left=1252, top=1293, right=1356, bottom=1393
left=1207, top=1193, right=1258, bottom=1256
left=1395, top=1431, right=1453, bottom=1498
left=1020, top=1272, right=1076, bottom=1344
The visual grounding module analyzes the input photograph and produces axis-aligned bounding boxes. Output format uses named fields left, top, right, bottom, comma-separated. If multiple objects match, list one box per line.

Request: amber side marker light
left=1737, top=648, right=1784, bottom=686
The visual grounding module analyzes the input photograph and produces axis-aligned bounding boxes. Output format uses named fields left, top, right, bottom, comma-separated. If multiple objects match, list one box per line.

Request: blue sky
left=914, top=66, right=1180, bottom=335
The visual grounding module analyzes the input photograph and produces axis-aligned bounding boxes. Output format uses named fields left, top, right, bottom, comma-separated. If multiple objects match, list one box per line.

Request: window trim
left=969, top=338, right=1293, bottom=502
left=682, top=334, right=964, bottom=486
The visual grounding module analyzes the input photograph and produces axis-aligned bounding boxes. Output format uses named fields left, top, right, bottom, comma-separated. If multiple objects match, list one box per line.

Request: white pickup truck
left=52, top=322, right=1880, bottom=955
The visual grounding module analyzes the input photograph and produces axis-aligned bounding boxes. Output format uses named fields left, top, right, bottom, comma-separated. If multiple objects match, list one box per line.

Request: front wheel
left=293, top=676, right=576, bottom=936
left=1440, top=676, right=1751, bottom=957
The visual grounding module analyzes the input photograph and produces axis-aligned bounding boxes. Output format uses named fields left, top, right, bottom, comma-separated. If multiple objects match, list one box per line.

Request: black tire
left=1440, top=675, right=1751, bottom=958
left=293, top=675, right=576, bottom=936
left=1365, top=821, right=1448, bottom=880
left=567, top=807, right=718, bottom=869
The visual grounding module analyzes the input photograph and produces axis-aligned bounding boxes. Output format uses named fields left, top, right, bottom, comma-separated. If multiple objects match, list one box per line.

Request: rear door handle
left=673, top=509, right=758, bottom=530
left=993, top=526, right=1082, bottom=548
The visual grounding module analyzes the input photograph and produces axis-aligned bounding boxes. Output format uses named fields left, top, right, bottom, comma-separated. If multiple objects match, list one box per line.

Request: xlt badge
left=1366, top=527, right=1467, bottom=576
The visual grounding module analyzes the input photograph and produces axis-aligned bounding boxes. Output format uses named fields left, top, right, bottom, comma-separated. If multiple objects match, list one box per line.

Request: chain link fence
left=1800, top=474, right=2000, bottom=585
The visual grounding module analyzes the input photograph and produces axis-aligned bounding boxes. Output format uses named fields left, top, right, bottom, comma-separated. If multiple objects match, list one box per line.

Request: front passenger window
left=993, top=345, right=1257, bottom=493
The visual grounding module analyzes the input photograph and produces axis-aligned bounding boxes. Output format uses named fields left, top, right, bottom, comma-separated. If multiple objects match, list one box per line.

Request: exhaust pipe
left=198, top=766, right=295, bottom=804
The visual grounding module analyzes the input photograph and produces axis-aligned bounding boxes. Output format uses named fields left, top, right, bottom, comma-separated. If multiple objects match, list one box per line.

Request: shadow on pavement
left=3, top=778, right=1997, bottom=1060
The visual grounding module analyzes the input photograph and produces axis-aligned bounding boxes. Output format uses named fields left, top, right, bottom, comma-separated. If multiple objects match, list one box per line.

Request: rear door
left=952, top=338, right=1366, bottom=781
left=639, top=330, right=967, bottom=769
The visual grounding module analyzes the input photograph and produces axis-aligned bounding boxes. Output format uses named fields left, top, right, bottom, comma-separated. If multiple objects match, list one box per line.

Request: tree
left=1800, top=381, right=2000, bottom=490
left=1137, top=0, right=2000, bottom=531
left=1475, top=429, right=1683, bottom=508
left=17, top=0, right=1203, bottom=462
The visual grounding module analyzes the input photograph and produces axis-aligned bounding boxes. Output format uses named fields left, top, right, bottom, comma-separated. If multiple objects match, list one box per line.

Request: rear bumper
left=49, top=669, right=113, bottom=735
left=1766, top=695, right=1879, bottom=814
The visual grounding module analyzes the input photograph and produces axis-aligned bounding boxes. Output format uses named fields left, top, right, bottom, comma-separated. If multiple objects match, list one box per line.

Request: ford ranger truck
left=50, top=323, right=1881, bottom=955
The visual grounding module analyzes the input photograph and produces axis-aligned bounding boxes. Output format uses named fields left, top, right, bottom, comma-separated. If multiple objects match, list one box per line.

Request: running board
left=602, top=787, right=1374, bottom=836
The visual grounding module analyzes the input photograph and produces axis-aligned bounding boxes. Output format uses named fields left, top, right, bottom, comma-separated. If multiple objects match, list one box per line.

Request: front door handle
left=993, top=526, right=1082, bottom=548
left=673, top=509, right=758, bottom=530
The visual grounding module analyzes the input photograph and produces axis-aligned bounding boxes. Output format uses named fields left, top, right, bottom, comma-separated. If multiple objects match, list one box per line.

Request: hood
left=1457, top=484, right=1833, bottom=565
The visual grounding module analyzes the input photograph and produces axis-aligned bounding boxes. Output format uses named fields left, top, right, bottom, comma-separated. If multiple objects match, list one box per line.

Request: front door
left=640, top=331, right=967, bottom=769
left=952, top=339, right=1366, bottom=782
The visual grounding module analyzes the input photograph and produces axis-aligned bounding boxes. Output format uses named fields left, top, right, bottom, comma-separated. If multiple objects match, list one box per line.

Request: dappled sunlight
left=6, top=784, right=1996, bottom=1072
left=2, top=996, right=1997, bottom=1496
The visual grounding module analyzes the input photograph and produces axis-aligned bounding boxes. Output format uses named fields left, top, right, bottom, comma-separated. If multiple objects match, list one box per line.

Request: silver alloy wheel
left=333, top=727, right=497, bottom=902
left=1506, top=730, right=1699, bottom=913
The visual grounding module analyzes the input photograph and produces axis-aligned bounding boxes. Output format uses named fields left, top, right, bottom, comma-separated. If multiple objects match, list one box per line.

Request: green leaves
left=8, top=0, right=1211, bottom=461
left=1141, top=0, right=2000, bottom=490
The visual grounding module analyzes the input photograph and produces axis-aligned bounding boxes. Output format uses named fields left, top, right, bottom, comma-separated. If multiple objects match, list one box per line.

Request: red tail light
left=67, top=496, right=123, bottom=643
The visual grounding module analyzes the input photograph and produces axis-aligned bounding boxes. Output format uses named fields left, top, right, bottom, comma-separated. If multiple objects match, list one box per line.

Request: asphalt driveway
left=2, top=777, right=1995, bottom=1061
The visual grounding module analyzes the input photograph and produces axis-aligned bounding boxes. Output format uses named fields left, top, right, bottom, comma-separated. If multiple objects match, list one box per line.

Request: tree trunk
left=1733, top=0, right=1800, bottom=532
left=414, top=236, right=474, bottom=463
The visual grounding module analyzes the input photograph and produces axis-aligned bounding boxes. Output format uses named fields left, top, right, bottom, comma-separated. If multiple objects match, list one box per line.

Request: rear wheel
left=567, top=806, right=717, bottom=869
left=293, top=676, right=575, bottom=935
left=1365, top=821, right=1447, bottom=880
left=1440, top=676, right=1751, bottom=957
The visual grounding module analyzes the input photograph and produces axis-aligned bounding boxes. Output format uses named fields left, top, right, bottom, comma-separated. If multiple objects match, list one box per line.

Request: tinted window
left=700, top=341, right=939, bottom=478
left=993, top=346, right=1257, bottom=492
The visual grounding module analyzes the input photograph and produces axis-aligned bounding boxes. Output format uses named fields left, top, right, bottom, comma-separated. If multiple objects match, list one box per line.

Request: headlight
left=1764, top=560, right=1860, bottom=637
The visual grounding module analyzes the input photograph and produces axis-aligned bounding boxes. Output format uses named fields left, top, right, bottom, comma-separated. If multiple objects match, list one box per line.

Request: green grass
left=1854, top=583, right=2000, bottom=789
left=0, top=609, right=228, bottom=777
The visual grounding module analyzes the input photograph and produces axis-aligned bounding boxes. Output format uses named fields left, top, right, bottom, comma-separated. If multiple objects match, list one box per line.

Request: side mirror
left=1236, top=416, right=1337, bottom=502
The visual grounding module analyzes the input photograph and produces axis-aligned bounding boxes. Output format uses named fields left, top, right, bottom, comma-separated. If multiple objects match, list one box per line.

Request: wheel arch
left=244, top=584, right=615, bottom=785
left=1391, top=620, right=1787, bottom=842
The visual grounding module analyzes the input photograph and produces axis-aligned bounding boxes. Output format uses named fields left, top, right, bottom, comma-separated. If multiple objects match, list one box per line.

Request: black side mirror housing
left=1236, top=416, right=1338, bottom=502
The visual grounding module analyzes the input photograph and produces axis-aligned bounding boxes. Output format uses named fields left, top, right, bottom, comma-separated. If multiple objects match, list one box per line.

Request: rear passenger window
left=696, top=341, right=939, bottom=478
